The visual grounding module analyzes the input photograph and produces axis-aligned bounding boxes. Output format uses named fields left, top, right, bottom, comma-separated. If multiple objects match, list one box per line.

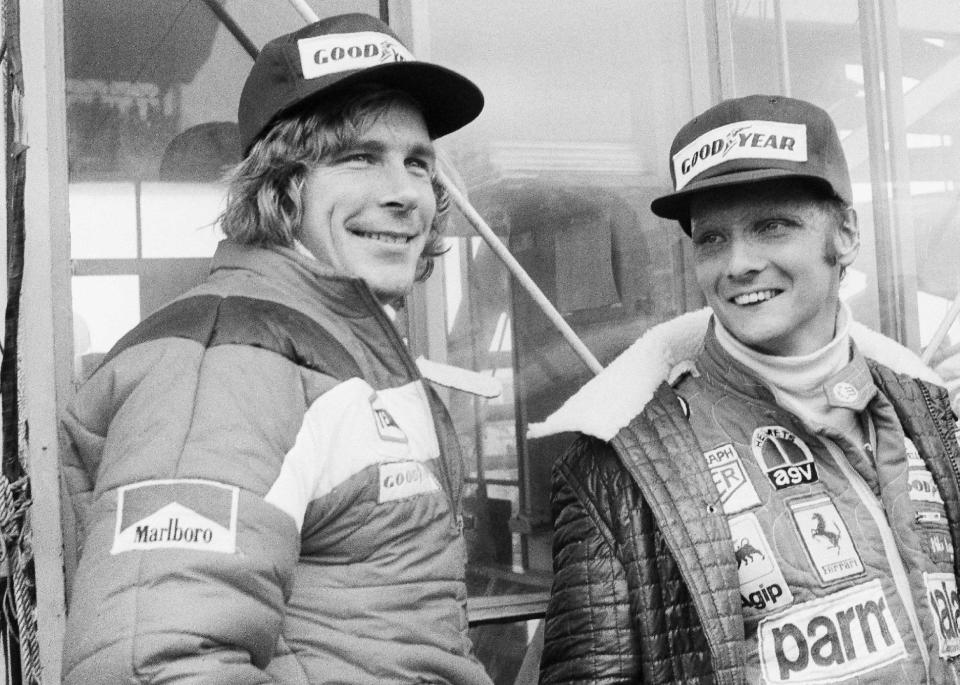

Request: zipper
left=917, top=381, right=960, bottom=495
left=818, top=435, right=930, bottom=683
left=355, top=281, right=463, bottom=532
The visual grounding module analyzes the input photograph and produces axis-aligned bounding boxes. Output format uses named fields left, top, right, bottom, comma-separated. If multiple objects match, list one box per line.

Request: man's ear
left=835, top=207, right=860, bottom=267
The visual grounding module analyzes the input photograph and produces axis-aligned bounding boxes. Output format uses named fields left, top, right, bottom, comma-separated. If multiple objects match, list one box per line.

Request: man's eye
left=693, top=232, right=723, bottom=247
left=341, top=153, right=372, bottom=164
left=407, top=158, right=431, bottom=172
left=759, top=220, right=787, bottom=233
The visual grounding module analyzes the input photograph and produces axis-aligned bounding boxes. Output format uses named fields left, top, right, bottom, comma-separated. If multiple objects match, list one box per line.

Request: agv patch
left=703, top=443, right=762, bottom=515
left=728, top=512, right=793, bottom=613
left=788, top=495, right=864, bottom=584
left=112, top=479, right=239, bottom=554
left=752, top=426, right=818, bottom=490
left=758, top=579, right=905, bottom=683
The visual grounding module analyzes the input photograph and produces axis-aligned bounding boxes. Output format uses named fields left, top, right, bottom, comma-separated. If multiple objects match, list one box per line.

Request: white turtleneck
left=713, top=302, right=868, bottom=443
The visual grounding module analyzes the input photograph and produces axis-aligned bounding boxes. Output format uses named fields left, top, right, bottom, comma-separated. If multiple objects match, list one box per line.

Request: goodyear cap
left=238, top=13, right=484, bottom=153
left=650, top=94, right=852, bottom=232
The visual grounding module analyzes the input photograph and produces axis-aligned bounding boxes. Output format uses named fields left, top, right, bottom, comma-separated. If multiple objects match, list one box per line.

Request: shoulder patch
left=112, top=479, right=239, bottom=554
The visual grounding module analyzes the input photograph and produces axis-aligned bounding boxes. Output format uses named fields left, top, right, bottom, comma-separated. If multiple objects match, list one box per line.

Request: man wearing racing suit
left=535, top=95, right=960, bottom=683
left=60, top=13, right=494, bottom=684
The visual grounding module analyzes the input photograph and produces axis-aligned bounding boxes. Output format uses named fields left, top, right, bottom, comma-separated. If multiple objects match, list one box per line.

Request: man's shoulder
left=101, top=292, right=361, bottom=379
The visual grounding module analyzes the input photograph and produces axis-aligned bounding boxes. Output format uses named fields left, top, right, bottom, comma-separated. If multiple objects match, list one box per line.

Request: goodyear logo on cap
left=672, top=120, right=807, bottom=191
left=298, top=31, right=414, bottom=81
left=112, top=479, right=239, bottom=554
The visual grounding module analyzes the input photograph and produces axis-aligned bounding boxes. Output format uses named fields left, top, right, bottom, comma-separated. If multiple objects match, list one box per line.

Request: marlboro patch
left=112, top=479, right=239, bottom=554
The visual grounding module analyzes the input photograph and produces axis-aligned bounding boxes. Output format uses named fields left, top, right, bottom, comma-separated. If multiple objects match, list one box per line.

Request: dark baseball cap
left=650, top=94, right=852, bottom=231
left=238, top=13, right=484, bottom=153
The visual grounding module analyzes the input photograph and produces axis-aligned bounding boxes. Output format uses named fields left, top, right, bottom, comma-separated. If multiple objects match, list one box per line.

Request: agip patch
left=728, top=512, right=793, bottom=614
left=703, top=443, right=762, bottom=514
left=112, top=479, right=239, bottom=554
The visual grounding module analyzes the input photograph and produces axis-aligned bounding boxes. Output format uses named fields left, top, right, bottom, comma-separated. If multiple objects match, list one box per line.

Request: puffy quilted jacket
left=531, top=310, right=960, bottom=685
left=60, top=240, right=492, bottom=684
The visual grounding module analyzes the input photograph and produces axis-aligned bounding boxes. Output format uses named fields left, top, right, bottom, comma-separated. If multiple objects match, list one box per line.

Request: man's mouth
left=730, top=289, right=781, bottom=306
left=350, top=229, right=416, bottom=245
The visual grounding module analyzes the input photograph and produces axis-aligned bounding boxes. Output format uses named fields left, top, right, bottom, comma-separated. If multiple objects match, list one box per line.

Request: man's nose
left=725, top=237, right=766, bottom=279
left=378, top=161, right=421, bottom=212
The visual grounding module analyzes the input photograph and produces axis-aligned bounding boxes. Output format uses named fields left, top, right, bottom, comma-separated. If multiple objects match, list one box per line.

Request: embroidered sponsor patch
left=752, top=426, right=818, bottom=490
left=830, top=381, right=860, bottom=405
left=788, top=494, right=864, bottom=584
left=297, top=32, right=414, bottom=81
left=909, top=469, right=945, bottom=505
left=369, top=392, right=408, bottom=443
left=703, top=443, right=762, bottom=514
left=916, top=511, right=956, bottom=565
left=904, top=437, right=923, bottom=467
left=728, top=513, right=793, bottom=613
left=378, top=461, right=440, bottom=503
left=924, top=572, right=960, bottom=658
left=672, top=120, right=807, bottom=191
left=112, top=479, right=239, bottom=554
left=758, top=579, right=905, bottom=683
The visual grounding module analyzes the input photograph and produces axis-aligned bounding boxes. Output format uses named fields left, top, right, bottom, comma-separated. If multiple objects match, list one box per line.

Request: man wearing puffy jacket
left=60, top=13, right=493, bottom=684
left=536, top=95, right=960, bottom=683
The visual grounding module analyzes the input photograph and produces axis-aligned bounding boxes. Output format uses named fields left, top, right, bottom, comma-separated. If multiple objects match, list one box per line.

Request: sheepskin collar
left=527, top=308, right=943, bottom=441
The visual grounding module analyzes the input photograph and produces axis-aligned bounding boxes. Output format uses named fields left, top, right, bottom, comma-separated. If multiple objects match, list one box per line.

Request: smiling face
left=689, top=179, right=859, bottom=356
left=298, top=100, right=437, bottom=301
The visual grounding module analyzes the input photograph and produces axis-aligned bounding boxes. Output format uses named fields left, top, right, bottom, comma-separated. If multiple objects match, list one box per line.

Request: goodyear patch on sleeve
left=378, top=461, right=440, bottom=503
left=703, top=443, right=762, bottom=514
left=924, top=572, right=960, bottom=658
left=758, top=579, right=905, bottom=683
left=111, top=479, right=239, bottom=554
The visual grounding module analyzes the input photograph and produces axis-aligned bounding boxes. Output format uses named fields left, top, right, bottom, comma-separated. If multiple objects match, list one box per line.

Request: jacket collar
left=210, top=239, right=380, bottom=319
left=528, top=307, right=943, bottom=441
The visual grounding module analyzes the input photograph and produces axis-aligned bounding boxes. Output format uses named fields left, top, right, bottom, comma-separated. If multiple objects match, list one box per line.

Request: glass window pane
left=68, top=182, right=138, bottom=259
left=420, top=2, right=709, bottom=632
left=72, top=275, right=140, bottom=379
left=895, top=1, right=960, bottom=356
left=140, top=182, right=226, bottom=258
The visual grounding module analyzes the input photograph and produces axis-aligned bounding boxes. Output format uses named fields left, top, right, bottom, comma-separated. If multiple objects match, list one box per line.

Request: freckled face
left=299, top=102, right=436, bottom=301
left=689, top=181, right=858, bottom=356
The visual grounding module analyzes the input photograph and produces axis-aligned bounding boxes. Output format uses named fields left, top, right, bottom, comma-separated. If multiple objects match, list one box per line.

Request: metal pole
left=199, top=0, right=259, bottom=59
